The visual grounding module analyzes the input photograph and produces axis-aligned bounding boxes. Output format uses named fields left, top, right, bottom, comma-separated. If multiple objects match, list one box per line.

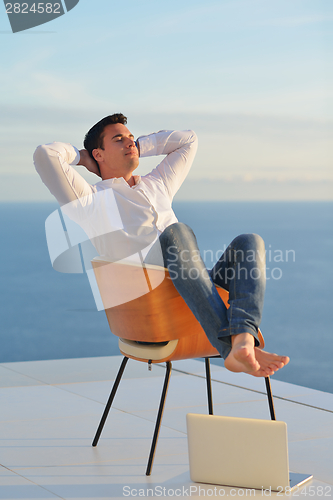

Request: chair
left=90, top=258, right=276, bottom=475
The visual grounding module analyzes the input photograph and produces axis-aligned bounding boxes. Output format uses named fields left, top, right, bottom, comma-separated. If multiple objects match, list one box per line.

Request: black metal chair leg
left=265, top=376, right=276, bottom=420
left=92, top=356, right=129, bottom=447
left=146, top=361, right=172, bottom=476
left=205, top=358, right=214, bottom=415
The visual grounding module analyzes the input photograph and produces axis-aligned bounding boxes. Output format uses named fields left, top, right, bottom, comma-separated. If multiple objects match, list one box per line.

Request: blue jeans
left=146, top=223, right=266, bottom=359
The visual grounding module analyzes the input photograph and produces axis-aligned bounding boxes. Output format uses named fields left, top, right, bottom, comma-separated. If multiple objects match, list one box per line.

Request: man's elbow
left=33, top=144, right=61, bottom=171
left=187, top=130, right=198, bottom=151
left=33, top=145, right=49, bottom=170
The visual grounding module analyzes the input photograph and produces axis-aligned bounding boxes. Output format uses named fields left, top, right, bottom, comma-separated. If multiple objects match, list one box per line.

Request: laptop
left=186, top=413, right=312, bottom=492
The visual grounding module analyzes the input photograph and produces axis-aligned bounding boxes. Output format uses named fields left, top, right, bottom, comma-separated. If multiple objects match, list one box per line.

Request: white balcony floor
left=0, top=356, right=332, bottom=499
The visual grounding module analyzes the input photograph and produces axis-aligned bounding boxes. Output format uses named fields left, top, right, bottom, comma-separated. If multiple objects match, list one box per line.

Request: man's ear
left=92, top=148, right=103, bottom=163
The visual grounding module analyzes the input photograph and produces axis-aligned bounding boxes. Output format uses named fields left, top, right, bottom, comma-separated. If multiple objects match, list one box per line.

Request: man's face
left=93, top=123, right=139, bottom=179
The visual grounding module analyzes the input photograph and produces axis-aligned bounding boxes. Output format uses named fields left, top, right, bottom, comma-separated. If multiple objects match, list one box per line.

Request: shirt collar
left=96, top=175, right=142, bottom=188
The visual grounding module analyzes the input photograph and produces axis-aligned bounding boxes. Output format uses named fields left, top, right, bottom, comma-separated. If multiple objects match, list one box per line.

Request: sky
left=0, top=0, right=332, bottom=201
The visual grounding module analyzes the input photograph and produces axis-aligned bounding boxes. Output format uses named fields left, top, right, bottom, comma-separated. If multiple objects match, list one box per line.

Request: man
left=34, top=113, right=289, bottom=377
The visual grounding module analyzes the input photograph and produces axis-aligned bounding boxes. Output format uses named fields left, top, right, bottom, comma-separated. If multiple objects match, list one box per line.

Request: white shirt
left=34, top=130, right=198, bottom=260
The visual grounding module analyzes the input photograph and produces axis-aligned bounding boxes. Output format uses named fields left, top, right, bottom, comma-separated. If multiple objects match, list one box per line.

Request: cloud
left=175, top=177, right=333, bottom=201
left=0, top=105, right=331, bottom=203
left=1, top=173, right=331, bottom=202
left=1, top=67, right=106, bottom=109
left=263, top=14, right=333, bottom=27
left=145, top=1, right=333, bottom=35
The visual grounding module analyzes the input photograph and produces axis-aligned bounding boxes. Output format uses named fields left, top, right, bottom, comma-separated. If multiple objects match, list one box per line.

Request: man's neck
left=127, top=175, right=135, bottom=187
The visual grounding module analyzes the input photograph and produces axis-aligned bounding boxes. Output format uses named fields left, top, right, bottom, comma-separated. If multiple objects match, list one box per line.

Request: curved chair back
left=91, top=258, right=230, bottom=362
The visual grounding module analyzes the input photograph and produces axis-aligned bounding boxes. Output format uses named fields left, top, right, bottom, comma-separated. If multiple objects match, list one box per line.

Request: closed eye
left=112, top=134, right=134, bottom=142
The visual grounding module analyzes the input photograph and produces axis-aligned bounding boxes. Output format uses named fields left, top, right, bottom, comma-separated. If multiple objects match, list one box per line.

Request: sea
left=0, top=201, right=332, bottom=394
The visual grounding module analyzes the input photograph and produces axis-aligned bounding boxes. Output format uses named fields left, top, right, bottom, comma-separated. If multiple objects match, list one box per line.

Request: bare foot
left=224, top=332, right=289, bottom=377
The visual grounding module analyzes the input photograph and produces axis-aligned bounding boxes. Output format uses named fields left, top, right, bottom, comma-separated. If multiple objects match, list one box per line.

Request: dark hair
left=84, top=113, right=127, bottom=158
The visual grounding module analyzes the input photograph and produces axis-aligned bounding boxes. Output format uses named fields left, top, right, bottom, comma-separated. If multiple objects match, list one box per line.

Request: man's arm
left=137, top=130, right=198, bottom=200
left=34, top=142, right=98, bottom=206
